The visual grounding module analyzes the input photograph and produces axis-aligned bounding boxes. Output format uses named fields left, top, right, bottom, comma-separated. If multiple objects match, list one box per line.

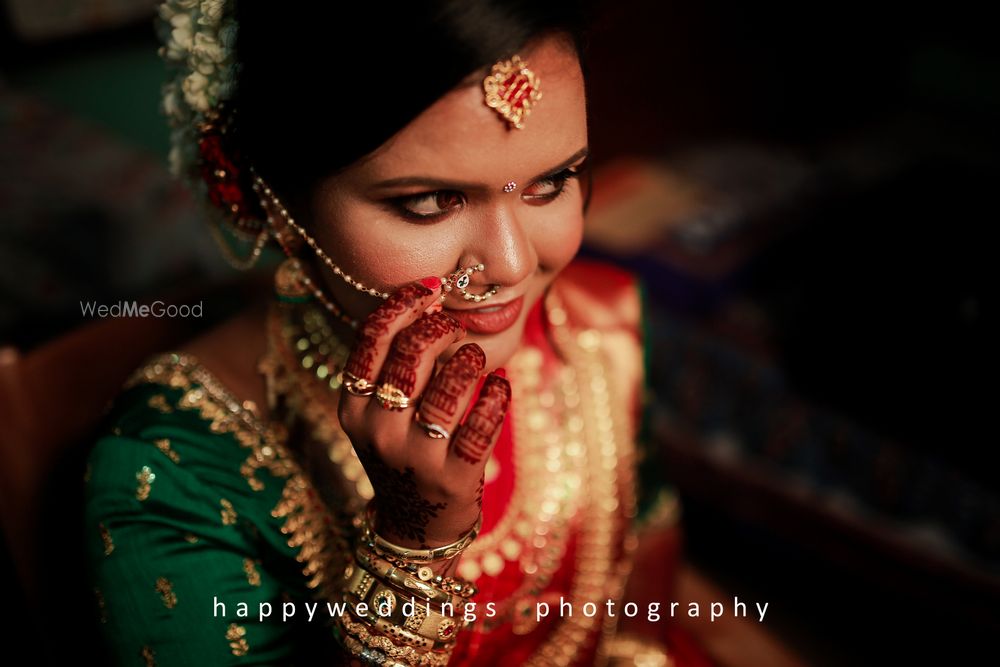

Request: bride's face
left=307, top=33, right=588, bottom=370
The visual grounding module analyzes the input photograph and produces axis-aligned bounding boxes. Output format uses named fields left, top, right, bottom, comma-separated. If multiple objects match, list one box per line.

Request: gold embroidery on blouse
left=154, top=438, right=180, bottom=464
left=140, top=645, right=156, bottom=666
left=147, top=394, right=173, bottom=413
left=94, top=586, right=107, bottom=623
left=123, top=352, right=350, bottom=604
left=135, top=466, right=155, bottom=501
left=98, top=522, right=114, bottom=556
left=112, top=426, right=123, bottom=436
left=184, top=533, right=199, bottom=544
left=243, top=558, right=261, bottom=586
left=226, top=623, right=249, bottom=656
left=220, top=498, right=237, bottom=526
left=83, top=462, right=92, bottom=484
left=155, top=577, right=177, bottom=609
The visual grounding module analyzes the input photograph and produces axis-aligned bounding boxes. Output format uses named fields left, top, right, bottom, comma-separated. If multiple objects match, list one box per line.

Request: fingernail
left=494, top=367, right=507, bottom=378
left=420, top=276, right=441, bottom=291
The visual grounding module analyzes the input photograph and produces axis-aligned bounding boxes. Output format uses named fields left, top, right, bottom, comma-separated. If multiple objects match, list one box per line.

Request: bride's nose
left=466, top=204, right=537, bottom=290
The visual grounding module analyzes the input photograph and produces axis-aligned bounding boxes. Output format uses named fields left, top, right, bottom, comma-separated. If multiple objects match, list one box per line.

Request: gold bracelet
left=338, top=612, right=455, bottom=665
left=357, top=546, right=479, bottom=600
left=342, top=568, right=464, bottom=643
left=362, top=502, right=482, bottom=563
left=335, top=618, right=451, bottom=667
left=342, top=608, right=456, bottom=655
left=353, top=548, right=463, bottom=607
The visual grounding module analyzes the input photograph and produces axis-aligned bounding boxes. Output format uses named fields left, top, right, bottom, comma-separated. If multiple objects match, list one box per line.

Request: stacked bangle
left=332, top=503, right=483, bottom=666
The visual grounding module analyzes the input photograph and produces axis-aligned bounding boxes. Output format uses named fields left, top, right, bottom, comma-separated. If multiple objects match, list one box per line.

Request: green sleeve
left=83, top=381, right=342, bottom=665
left=632, top=276, right=682, bottom=532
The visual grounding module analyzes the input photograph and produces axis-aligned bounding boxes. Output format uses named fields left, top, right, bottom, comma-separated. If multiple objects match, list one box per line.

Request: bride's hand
left=337, top=277, right=510, bottom=550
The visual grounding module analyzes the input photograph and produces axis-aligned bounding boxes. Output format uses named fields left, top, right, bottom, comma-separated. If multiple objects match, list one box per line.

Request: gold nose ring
left=441, top=263, right=500, bottom=303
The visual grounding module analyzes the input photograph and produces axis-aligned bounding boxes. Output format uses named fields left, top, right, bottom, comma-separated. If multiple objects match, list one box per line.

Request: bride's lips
left=444, top=295, right=524, bottom=335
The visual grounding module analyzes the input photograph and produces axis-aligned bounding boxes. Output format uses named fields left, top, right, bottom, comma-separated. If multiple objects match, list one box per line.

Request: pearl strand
left=251, top=173, right=391, bottom=300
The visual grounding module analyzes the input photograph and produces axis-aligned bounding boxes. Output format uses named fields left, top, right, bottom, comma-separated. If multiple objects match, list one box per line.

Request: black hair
left=232, top=0, right=599, bottom=216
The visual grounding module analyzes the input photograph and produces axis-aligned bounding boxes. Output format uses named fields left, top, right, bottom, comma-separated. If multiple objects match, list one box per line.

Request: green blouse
left=83, top=353, right=347, bottom=666
left=81, top=290, right=681, bottom=665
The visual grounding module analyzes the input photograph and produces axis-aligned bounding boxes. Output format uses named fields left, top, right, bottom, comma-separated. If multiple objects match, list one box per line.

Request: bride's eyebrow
left=368, top=146, right=589, bottom=193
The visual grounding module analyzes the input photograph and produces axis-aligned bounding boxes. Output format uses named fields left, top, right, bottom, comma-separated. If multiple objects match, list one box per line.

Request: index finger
left=341, top=277, right=442, bottom=403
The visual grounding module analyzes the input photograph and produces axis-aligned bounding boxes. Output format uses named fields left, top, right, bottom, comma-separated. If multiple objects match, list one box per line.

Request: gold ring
left=414, top=413, right=450, bottom=440
left=375, top=383, right=415, bottom=411
left=343, top=371, right=376, bottom=397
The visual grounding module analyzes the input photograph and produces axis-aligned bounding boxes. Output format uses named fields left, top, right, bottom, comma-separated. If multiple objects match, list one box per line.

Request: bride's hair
left=232, top=0, right=597, bottom=218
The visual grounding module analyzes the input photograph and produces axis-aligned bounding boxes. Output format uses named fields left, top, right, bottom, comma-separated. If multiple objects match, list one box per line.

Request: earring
left=442, top=263, right=500, bottom=303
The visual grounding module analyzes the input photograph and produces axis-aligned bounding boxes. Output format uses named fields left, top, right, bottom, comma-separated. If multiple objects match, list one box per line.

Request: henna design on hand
left=361, top=456, right=448, bottom=547
left=344, top=282, right=433, bottom=381
left=378, top=312, right=463, bottom=396
left=475, top=472, right=485, bottom=511
left=418, top=343, right=486, bottom=424
left=453, top=374, right=511, bottom=465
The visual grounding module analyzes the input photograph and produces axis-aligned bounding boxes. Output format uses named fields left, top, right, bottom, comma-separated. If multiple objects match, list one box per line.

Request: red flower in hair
left=198, top=129, right=250, bottom=219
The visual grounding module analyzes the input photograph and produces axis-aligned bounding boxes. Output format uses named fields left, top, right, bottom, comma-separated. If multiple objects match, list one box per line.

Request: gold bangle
left=357, top=543, right=479, bottom=599
left=362, top=502, right=482, bottom=563
left=353, top=549, right=458, bottom=606
left=347, top=601, right=433, bottom=650
left=345, top=605, right=454, bottom=652
left=336, top=616, right=451, bottom=667
left=342, top=564, right=464, bottom=643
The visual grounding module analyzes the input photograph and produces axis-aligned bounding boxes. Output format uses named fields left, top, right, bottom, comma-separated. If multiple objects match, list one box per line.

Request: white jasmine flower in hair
left=169, top=13, right=194, bottom=51
left=193, top=32, right=225, bottom=64
left=195, top=58, right=217, bottom=76
left=158, top=3, right=177, bottom=22
left=199, top=0, right=226, bottom=24
left=182, top=71, right=210, bottom=111
left=162, top=82, right=181, bottom=116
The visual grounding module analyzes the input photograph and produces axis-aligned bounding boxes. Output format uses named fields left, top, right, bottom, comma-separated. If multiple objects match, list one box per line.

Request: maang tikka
left=250, top=167, right=501, bottom=308
left=483, top=54, right=542, bottom=130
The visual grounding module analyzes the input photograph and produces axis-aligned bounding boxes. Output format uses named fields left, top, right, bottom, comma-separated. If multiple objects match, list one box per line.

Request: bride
left=82, top=1, right=691, bottom=664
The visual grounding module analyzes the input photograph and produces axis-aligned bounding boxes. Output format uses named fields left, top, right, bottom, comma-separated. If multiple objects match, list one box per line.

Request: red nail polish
left=419, top=276, right=441, bottom=290
left=494, top=367, right=507, bottom=378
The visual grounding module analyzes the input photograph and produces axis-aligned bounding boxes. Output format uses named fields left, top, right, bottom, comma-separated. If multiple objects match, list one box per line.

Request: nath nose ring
left=441, top=263, right=500, bottom=303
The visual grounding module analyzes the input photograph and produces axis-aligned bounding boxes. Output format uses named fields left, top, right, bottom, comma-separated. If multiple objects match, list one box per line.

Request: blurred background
left=0, top=0, right=996, bottom=665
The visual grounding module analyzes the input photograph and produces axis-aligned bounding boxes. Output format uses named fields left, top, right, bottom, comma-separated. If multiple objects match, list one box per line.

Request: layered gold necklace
left=259, top=289, right=639, bottom=667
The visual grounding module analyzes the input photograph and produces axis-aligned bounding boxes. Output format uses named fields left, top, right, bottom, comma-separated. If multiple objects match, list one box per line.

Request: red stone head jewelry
left=483, top=54, right=542, bottom=130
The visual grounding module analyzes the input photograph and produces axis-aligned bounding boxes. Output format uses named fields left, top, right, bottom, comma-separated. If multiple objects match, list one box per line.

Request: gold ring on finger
left=375, top=383, right=415, bottom=411
left=414, top=412, right=450, bottom=440
left=343, top=371, right=376, bottom=397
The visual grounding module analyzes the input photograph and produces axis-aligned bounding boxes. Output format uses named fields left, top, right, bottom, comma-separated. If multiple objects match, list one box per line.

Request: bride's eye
left=521, top=159, right=589, bottom=203
left=392, top=190, right=464, bottom=220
